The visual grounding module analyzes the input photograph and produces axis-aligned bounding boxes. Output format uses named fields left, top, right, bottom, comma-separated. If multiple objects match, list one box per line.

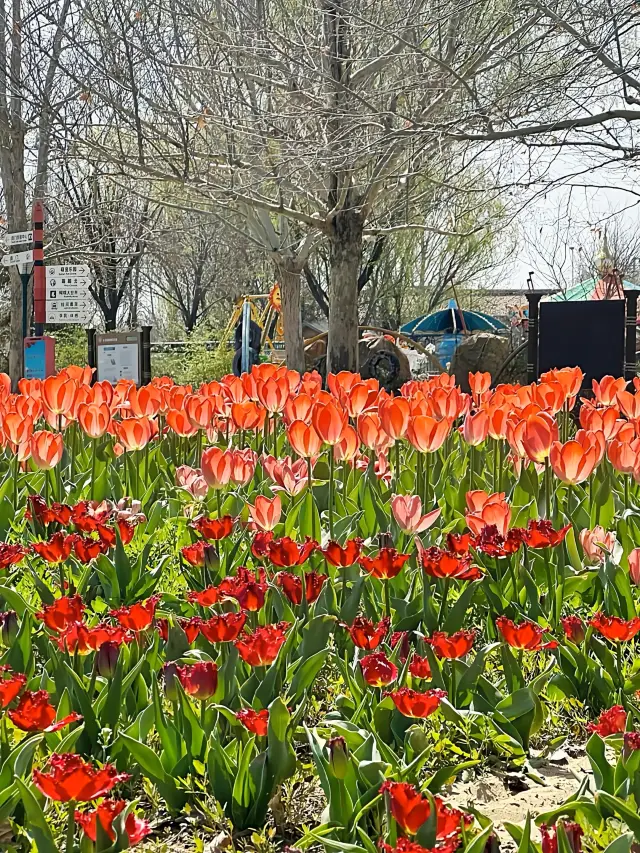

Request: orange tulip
left=77, top=403, right=111, bottom=439
left=168, top=386, right=191, bottom=411
left=42, top=375, right=78, bottom=417
left=30, top=430, right=64, bottom=470
left=468, top=371, right=491, bottom=405
left=462, top=410, right=489, bottom=446
left=549, top=440, right=599, bottom=485
left=287, top=420, right=323, bottom=458
left=533, top=381, right=565, bottom=415
left=574, top=428, right=605, bottom=465
left=17, top=378, right=42, bottom=399
left=129, top=386, right=163, bottom=418
left=379, top=397, right=410, bottom=441
left=334, top=424, right=360, bottom=462
left=248, top=495, right=282, bottom=531
left=327, top=371, right=361, bottom=397
left=13, top=395, right=42, bottom=422
left=166, top=409, right=199, bottom=437
left=300, top=371, right=323, bottom=396
left=406, top=415, right=449, bottom=453
left=343, top=381, right=379, bottom=418
left=521, top=412, right=558, bottom=463
left=222, top=375, right=248, bottom=404
left=229, top=400, right=264, bottom=431
left=465, top=491, right=511, bottom=536
left=608, top=438, right=640, bottom=474
left=89, top=381, right=114, bottom=408
left=593, top=375, right=626, bottom=407
left=430, top=387, right=470, bottom=421
left=184, top=395, right=215, bottom=430
left=579, top=404, right=621, bottom=440
left=256, top=376, right=290, bottom=414
left=61, top=365, right=94, bottom=386
left=201, top=447, right=233, bottom=488
left=2, top=412, right=34, bottom=448
left=283, top=394, right=314, bottom=426
left=114, top=417, right=155, bottom=452
left=357, top=413, right=391, bottom=453
left=540, top=366, right=583, bottom=400
left=487, top=405, right=509, bottom=440
left=616, top=390, right=640, bottom=421
left=230, top=448, right=256, bottom=486
left=312, top=400, right=348, bottom=445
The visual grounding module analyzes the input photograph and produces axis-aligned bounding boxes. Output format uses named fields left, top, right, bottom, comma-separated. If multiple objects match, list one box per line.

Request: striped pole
left=32, top=200, right=45, bottom=336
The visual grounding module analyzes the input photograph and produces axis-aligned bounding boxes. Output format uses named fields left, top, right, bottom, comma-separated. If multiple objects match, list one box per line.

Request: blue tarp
left=400, top=300, right=507, bottom=336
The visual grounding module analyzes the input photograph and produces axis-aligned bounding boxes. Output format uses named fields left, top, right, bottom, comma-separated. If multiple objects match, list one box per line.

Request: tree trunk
left=276, top=263, right=305, bottom=374
left=327, top=209, right=363, bottom=374
left=3, top=150, right=28, bottom=389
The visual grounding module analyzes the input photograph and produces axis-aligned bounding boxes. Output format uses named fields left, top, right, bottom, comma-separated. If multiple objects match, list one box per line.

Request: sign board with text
left=96, top=331, right=142, bottom=385
left=2, top=249, right=34, bottom=266
left=45, top=264, right=92, bottom=323
left=24, top=336, right=55, bottom=380
left=6, top=230, right=33, bottom=246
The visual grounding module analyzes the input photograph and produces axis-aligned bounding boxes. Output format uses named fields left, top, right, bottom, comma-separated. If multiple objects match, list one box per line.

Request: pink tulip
left=248, top=495, right=282, bottom=531
left=391, top=494, right=440, bottom=534
left=628, top=548, right=640, bottom=585
left=176, top=465, right=208, bottom=499
left=579, top=526, right=616, bottom=564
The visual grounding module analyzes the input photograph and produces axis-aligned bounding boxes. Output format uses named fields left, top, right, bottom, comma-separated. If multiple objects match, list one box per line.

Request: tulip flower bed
left=1, top=365, right=640, bottom=852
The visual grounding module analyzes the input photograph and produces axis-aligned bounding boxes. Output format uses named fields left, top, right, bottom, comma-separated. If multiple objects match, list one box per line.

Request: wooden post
left=525, top=292, right=543, bottom=383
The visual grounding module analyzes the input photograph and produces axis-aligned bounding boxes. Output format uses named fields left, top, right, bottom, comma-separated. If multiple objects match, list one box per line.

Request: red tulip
left=179, top=617, right=202, bottom=644
left=200, top=611, right=247, bottom=643
left=0, top=668, right=27, bottom=707
left=0, top=543, right=28, bottom=569
left=590, top=612, right=640, bottom=642
left=522, top=519, right=570, bottom=549
left=235, top=622, right=290, bottom=666
left=218, top=566, right=267, bottom=611
left=345, top=616, right=389, bottom=650
left=359, top=652, right=398, bottom=686
left=176, top=661, right=218, bottom=700
left=322, top=538, right=363, bottom=567
left=111, top=596, right=159, bottom=632
left=540, top=822, right=583, bottom=853
left=248, top=495, right=282, bottom=531
left=187, top=585, right=220, bottom=606
left=33, top=753, right=129, bottom=802
left=587, top=705, right=627, bottom=737
left=252, top=531, right=274, bottom=559
left=417, top=543, right=480, bottom=580
left=266, top=536, right=317, bottom=567
left=191, top=514, right=235, bottom=540
left=32, top=532, right=75, bottom=564
left=496, top=616, right=557, bottom=651
left=380, top=781, right=472, bottom=837
left=276, top=571, right=327, bottom=605
left=72, top=535, right=105, bottom=564
left=387, top=687, right=446, bottom=718
left=8, top=690, right=82, bottom=732
left=561, top=615, right=586, bottom=644
left=426, top=630, right=476, bottom=659
left=359, top=548, right=410, bottom=580
left=408, top=654, right=432, bottom=678
left=37, top=595, right=85, bottom=634
left=236, top=707, right=269, bottom=736
left=75, top=800, right=150, bottom=846
left=181, top=541, right=209, bottom=567
left=380, top=839, right=458, bottom=853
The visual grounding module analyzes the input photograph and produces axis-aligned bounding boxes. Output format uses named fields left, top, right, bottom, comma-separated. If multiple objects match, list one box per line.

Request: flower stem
left=328, top=449, right=335, bottom=539
left=66, top=801, right=76, bottom=853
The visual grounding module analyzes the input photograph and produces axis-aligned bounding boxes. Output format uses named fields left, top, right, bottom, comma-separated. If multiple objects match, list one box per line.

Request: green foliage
left=53, top=325, right=88, bottom=370
left=152, top=340, right=232, bottom=385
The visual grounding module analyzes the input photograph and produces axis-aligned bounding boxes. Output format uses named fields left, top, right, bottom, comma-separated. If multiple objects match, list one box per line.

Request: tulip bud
left=623, top=731, right=640, bottom=762
left=0, top=610, right=19, bottom=646
left=328, top=736, right=349, bottom=779
left=97, top=641, right=120, bottom=679
left=162, top=662, right=180, bottom=702
left=408, top=726, right=429, bottom=754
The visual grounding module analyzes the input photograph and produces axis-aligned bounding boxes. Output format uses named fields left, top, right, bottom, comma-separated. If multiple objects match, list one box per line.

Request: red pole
left=33, top=200, right=45, bottom=335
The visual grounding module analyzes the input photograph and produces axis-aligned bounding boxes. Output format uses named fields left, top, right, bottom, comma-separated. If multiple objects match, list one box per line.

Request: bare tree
left=0, top=0, right=72, bottom=384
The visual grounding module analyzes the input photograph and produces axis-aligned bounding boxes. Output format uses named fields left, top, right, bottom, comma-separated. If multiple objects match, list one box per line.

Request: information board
left=96, top=332, right=142, bottom=384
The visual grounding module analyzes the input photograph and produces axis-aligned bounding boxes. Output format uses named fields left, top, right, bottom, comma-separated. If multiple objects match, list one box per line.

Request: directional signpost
left=46, top=264, right=92, bottom=324
left=1, top=249, right=34, bottom=267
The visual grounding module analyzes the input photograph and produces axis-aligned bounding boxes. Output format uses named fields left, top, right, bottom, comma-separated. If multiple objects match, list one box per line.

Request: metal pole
left=525, top=292, right=543, bottom=384
left=86, top=328, right=97, bottom=382
left=241, top=299, right=251, bottom=374
left=624, top=290, right=639, bottom=382
left=141, top=325, right=152, bottom=385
